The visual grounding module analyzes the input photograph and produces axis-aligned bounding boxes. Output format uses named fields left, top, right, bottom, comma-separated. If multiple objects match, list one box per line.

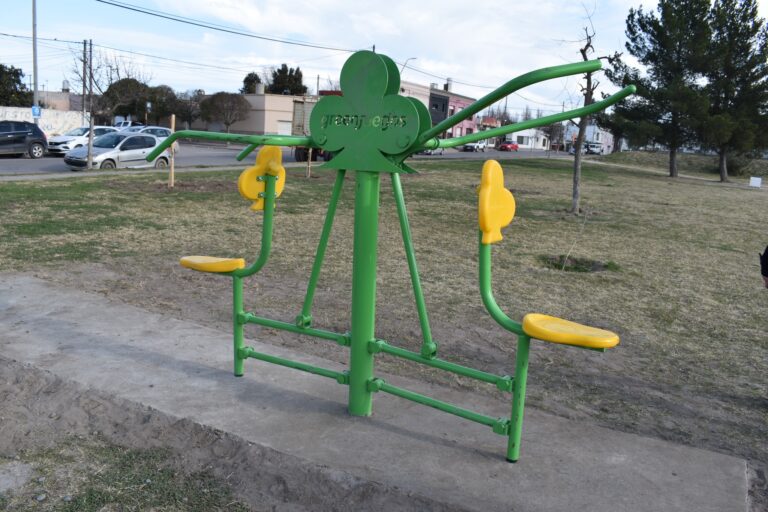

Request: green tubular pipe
left=419, top=60, right=602, bottom=144
left=391, top=173, right=435, bottom=358
left=241, top=347, right=348, bottom=383
left=370, top=340, right=511, bottom=390
left=370, top=379, right=503, bottom=431
left=242, top=313, right=349, bottom=345
left=507, top=335, right=531, bottom=462
left=298, top=170, right=347, bottom=326
left=237, top=144, right=259, bottom=161
left=434, top=85, right=636, bottom=149
left=146, top=130, right=314, bottom=161
left=348, top=171, right=381, bottom=416
left=478, top=235, right=524, bottom=335
left=234, top=175, right=277, bottom=278
left=233, top=275, right=245, bottom=377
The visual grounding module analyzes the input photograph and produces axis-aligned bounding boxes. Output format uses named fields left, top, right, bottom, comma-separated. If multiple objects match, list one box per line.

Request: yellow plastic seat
left=180, top=256, right=246, bottom=273
left=522, top=313, right=619, bottom=349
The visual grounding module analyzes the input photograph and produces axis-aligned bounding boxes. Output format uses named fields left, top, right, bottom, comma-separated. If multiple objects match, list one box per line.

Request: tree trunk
left=718, top=149, right=729, bottom=182
left=571, top=115, right=588, bottom=213
left=669, top=147, right=678, bottom=178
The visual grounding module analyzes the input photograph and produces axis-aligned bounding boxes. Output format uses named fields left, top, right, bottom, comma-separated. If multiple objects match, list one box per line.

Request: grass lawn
left=1, top=155, right=766, bottom=503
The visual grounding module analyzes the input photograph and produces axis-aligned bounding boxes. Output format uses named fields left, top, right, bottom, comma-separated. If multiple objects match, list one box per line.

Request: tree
left=240, top=72, right=262, bottom=94
left=0, top=64, right=33, bottom=107
left=200, top=92, right=250, bottom=133
left=100, top=78, right=150, bottom=121
left=614, top=0, right=711, bottom=177
left=701, top=0, right=768, bottom=181
left=266, top=64, right=307, bottom=95
left=174, top=89, right=205, bottom=129
left=147, top=85, right=177, bottom=125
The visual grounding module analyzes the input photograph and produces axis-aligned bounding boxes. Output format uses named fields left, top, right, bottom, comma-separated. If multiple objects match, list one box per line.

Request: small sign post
left=169, top=114, right=176, bottom=189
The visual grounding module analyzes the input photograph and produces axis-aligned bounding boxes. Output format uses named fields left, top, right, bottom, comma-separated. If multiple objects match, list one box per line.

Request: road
left=0, top=144, right=564, bottom=177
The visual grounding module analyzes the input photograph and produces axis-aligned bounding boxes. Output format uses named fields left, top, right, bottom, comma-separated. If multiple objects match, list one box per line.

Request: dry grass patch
left=1, top=159, right=767, bottom=479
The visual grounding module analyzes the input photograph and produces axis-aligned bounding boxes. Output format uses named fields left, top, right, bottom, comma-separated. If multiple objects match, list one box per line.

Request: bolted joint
left=367, top=378, right=385, bottom=392
left=420, top=341, right=438, bottom=359
left=236, top=312, right=249, bottom=325
left=256, top=176, right=266, bottom=182
left=496, top=375, right=514, bottom=393
left=338, top=333, right=352, bottom=347
left=294, top=314, right=312, bottom=329
left=336, top=371, right=350, bottom=385
left=368, top=339, right=386, bottom=354
left=492, top=418, right=510, bottom=436
left=238, top=346, right=254, bottom=360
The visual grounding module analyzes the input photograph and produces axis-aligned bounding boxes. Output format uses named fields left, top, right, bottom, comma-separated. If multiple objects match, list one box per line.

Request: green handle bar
left=146, top=130, right=314, bottom=161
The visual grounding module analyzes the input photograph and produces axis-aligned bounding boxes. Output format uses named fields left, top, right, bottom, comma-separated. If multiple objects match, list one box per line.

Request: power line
left=94, top=0, right=361, bottom=53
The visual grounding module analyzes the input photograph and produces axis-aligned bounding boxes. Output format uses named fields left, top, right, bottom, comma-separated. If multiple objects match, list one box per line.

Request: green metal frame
left=150, top=52, right=631, bottom=462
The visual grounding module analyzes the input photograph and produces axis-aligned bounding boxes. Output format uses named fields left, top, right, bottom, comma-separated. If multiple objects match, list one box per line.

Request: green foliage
left=701, top=0, right=768, bottom=180
left=200, top=92, right=251, bottom=132
left=147, top=84, right=177, bottom=124
left=101, top=77, right=150, bottom=120
left=0, top=63, right=33, bottom=106
left=267, top=64, right=307, bottom=95
left=608, top=1, right=711, bottom=175
left=240, top=71, right=262, bottom=94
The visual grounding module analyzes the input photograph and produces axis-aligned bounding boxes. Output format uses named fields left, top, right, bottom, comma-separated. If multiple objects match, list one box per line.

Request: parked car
left=48, top=126, right=117, bottom=156
left=417, top=147, right=444, bottom=155
left=0, top=120, right=47, bottom=158
left=585, top=143, right=603, bottom=155
left=462, top=140, right=488, bottom=152
left=136, top=126, right=172, bottom=140
left=498, top=141, right=519, bottom=152
left=114, top=120, right=144, bottom=130
left=64, top=132, right=170, bottom=171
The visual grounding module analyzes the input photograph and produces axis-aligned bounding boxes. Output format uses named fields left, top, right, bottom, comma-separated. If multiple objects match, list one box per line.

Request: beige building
left=193, top=88, right=304, bottom=136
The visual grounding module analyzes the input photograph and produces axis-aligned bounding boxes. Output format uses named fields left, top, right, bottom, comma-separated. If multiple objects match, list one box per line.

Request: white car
left=114, top=120, right=144, bottom=130
left=63, top=132, right=171, bottom=171
left=47, top=126, right=117, bottom=156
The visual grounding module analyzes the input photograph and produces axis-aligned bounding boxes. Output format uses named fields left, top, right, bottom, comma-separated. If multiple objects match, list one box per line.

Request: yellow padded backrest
left=478, top=160, right=515, bottom=244
left=238, top=146, right=286, bottom=211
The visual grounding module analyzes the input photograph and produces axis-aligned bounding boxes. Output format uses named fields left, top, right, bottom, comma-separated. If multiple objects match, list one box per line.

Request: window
left=0, top=122, right=11, bottom=133
left=516, top=136, right=530, bottom=145
left=138, top=136, right=156, bottom=148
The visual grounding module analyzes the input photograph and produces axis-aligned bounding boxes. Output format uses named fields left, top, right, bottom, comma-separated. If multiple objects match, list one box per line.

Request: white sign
left=749, top=177, right=762, bottom=188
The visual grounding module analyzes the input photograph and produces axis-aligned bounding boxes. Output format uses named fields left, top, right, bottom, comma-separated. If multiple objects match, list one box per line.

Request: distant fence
left=0, top=106, right=88, bottom=136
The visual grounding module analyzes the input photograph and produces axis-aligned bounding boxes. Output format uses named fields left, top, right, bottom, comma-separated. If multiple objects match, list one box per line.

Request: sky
left=2, top=0, right=767, bottom=117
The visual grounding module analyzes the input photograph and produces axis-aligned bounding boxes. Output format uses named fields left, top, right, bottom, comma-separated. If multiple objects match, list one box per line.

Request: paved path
left=0, top=275, right=747, bottom=511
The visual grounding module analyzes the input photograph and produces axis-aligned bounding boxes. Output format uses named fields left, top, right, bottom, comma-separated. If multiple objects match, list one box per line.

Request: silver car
left=64, top=132, right=170, bottom=171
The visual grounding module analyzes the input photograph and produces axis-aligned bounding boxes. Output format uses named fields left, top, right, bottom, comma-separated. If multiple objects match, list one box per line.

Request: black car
left=0, top=120, right=47, bottom=158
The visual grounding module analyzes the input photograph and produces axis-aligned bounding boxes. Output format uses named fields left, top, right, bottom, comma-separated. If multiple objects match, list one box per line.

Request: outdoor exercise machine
left=148, top=51, right=631, bottom=462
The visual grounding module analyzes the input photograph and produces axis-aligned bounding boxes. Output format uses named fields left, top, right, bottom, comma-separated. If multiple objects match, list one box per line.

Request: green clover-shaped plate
left=309, top=51, right=429, bottom=173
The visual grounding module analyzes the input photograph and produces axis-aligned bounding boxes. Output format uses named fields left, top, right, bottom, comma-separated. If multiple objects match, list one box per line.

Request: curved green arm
left=232, top=174, right=278, bottom=278
left=419, top=60, right=603, bottom=145
left=478, top=233, right=524, bottom=336
left=146, top=130, right=315, bottom=161
left=429, top=84, right=636, bottom=150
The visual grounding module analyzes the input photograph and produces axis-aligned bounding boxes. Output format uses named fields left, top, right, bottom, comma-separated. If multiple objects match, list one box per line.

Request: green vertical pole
left=391, top=173, right=436, bottom=358
left=233, top=275, right=245, bottom=377
left=348, top=170, right=380, bottom=416
left=507, top=334, right=530, bottom=462
left=298, top=169, right=346, bottom=327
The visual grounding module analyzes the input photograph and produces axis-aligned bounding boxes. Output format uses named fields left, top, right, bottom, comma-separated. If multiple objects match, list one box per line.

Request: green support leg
left=233, top=275, right=245, bottom=377
left=507, top=334, right=530, bottom=462
left=348, top=171, right=380, bottom=416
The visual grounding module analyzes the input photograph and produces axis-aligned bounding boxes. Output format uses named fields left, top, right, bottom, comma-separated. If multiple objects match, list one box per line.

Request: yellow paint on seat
left=478, top=160, right=516, bottom=244
left=522, top=313, right=619, bottom=349
left=180, top=256, right=246, bottom=273
left=238, top=146, right=286, bottom=211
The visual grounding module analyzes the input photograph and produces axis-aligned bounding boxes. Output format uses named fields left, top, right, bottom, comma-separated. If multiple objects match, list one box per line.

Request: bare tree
left=200, top=92, right=251, bottom=133
left=69, top=49, right=151, bottom=97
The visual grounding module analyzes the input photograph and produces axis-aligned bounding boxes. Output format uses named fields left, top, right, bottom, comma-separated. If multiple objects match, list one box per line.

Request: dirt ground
left=1, top=161, right=766, bottom=509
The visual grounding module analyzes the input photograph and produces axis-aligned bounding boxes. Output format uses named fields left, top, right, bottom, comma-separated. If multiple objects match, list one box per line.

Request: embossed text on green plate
left=309, top=51, right=423, bottom=173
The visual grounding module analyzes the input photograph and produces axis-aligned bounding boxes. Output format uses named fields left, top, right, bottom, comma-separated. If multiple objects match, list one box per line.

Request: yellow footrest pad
left=522, top=313, right=619, bottom=349
left=180, top=256, right=246, bottom=273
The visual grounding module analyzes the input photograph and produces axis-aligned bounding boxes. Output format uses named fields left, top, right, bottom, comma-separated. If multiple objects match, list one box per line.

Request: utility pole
left=86, top=40, right=95, bottom=170
left=32, top=0, right=39, bottom=125
left=82, top=40, right=87, bottom=125
left=316, top=74, right=319, bottom=96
